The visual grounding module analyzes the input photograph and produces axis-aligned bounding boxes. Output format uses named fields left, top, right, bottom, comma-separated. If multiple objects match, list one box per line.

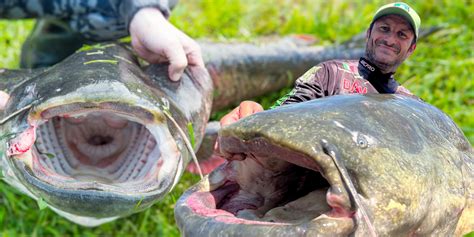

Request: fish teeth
left=103, top=113, right=129, bottom=128
left=64, top=116, right=86, bottom=124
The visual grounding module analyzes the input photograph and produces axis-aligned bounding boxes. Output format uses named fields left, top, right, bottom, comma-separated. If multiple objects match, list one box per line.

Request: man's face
left=365, top=14, right=416, bottom=73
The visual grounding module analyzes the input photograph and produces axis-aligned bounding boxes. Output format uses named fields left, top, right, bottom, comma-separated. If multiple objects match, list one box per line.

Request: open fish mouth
left=6, top=102, right=183, bottom=217
left=176, top=135, right=355, bottom=236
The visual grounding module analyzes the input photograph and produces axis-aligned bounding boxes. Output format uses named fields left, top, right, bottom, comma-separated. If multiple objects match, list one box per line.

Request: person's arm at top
left=0, top=0, right=175, bottom=23
left=0, top=0, right=203, bottom=81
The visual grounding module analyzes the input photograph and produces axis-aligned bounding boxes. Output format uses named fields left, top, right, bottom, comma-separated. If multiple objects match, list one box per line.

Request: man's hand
left=220, top=101, right=264, bottom=127
left=129, top=8, right=204, bottom=81
left=214, top=101, right=263, bottom=161
left=0, top=91, right=9, bottom=110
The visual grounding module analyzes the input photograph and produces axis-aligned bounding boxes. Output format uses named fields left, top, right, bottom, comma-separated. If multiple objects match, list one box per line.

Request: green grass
left=1, top=0, right=473, bottom=236
left=0, top=173, right=200, bottom=236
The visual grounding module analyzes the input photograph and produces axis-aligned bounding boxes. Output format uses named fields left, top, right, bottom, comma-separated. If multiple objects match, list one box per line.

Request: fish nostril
left=88, top=135, right=114, bottom=146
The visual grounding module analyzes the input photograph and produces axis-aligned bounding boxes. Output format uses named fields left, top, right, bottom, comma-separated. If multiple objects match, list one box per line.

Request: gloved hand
left=129, top=8, right=204, bottom=81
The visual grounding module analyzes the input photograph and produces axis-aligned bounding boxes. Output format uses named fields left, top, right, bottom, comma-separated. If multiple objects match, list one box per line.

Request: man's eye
left=380, top=26, right=389, bottom=32
left=398, top=32, right=408, bottom=39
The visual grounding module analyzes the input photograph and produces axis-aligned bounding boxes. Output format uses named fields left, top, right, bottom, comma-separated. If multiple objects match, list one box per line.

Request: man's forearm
left=120, top=0, right=178, bottom=29
left=0, top=0, right=178, bottom=41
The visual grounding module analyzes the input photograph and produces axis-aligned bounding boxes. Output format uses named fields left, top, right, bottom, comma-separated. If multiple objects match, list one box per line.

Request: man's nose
left=384, top=32, right=397, bottom=46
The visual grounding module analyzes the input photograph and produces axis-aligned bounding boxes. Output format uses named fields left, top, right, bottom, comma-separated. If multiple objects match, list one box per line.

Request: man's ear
left=365, top=29, right=370, bottom=42
left=407, top=43, right=417, bottom=57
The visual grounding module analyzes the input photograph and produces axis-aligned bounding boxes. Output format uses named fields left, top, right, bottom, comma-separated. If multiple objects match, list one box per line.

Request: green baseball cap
left=372, top=2, right=421, bottom=39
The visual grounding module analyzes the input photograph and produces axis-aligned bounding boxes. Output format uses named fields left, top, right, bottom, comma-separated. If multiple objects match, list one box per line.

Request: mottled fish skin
left=175, top=94, right=473, bottom=236
left=0, top=36, right=368, bottom=226
left=0, top=29, right=441, bottom=226
left=0, top=43, right=213, bottom=226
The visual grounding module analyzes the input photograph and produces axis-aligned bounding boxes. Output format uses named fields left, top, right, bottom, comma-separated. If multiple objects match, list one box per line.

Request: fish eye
left=356, top=134, right=369, bottom=149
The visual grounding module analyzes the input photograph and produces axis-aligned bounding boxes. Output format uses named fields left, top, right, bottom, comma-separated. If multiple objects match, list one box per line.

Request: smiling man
left=220, top=2, right=421, bottom=125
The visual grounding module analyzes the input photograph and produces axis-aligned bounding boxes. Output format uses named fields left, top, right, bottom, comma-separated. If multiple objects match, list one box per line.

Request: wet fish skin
left=175, top=94, right=473, bottom=236
left=0, top=29, right=442, bottom=226
left=0, top=38, right=365, bottom=226
left=0, top=43, right=213, bottom=226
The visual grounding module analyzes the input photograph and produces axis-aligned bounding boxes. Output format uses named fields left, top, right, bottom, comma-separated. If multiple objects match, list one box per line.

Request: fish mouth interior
left=188, top=136, right=354, bottom=226
left=28, top=107, right=180, bottom=193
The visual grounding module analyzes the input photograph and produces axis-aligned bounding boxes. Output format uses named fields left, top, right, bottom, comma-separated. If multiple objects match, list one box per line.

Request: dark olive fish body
left=0, top=43, right=213, bottom=225
left=0, top=37, right=370, bottom=226
left=0, top=29, right=441, bottom=226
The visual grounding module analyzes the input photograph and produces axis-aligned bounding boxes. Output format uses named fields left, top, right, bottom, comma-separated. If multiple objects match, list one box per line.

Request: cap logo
left=394, top=3, right=410, bottom=12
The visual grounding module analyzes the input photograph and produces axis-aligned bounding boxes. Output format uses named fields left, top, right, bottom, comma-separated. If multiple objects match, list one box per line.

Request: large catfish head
left=175, top=94, right=473, bottom=236
left=0, top=43, right=213, bottom=226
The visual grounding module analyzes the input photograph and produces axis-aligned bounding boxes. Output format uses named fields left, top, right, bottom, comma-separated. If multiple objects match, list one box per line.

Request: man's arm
left=270, top=63, right=333, bottom=108
left=0, top=0, right=177, bottom=40
left=120, top=0, right=178, bottom=28
left=0, top=0, right=178, bottom=21
left=0, top=0, right=203, bottom=81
